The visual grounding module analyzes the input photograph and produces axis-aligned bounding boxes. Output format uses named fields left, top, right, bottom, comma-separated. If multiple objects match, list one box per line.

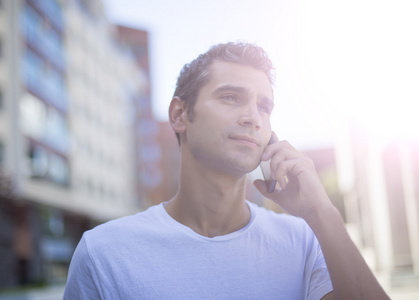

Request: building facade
left=115, top=25, right=164, bottom=207
left=0, top=0, right=148, bottom=287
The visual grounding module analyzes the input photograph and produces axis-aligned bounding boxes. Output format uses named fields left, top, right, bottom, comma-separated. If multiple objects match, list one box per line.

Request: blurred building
left=0, top=0, right=149, bottom=287
left=65, top=0, right=143, bottom=219
left=146, top=122, right=180, bottom=205
left=336, top=121, right=419, bottom=291
left=115, top=25, right=167, bottom=207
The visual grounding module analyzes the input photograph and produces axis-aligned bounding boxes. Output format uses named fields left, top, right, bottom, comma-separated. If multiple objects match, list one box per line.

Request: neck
left=164, top=155, right=251, bottom=238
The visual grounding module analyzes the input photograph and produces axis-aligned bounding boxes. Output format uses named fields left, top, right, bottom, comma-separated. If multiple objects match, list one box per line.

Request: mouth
left=229, top=135, right=260, bottom=147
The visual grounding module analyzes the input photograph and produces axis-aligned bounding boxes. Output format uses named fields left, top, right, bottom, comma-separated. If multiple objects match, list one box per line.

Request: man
left=64, top=42, right=389, bottom=299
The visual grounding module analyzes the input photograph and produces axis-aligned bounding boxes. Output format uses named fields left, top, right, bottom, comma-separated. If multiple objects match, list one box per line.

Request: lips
left=229, top=135, right=260, bottom=146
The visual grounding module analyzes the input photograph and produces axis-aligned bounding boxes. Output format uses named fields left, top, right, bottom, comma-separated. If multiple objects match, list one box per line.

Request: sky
left=102, top=0, right=419, bottom=150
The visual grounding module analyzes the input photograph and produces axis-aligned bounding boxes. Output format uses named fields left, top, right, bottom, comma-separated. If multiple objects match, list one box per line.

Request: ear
left=169, top=96, right=187, bottom=134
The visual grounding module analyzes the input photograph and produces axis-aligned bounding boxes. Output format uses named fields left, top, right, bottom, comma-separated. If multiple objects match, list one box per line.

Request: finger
left=253, top=179, right=282, bottom=197
left=262, top=140, right=299, bottom=161
left=271, top=131, right=280, bottom=143
left=254, top=178, right=296, bottom=209
left=281, top=140, right=298, bottom=152
left=270, top=147, right=303, bottom=178
left=273, top=158, right=304, bottom=189
left=269, top=133, right=297, bottom=151
left=253, top=179, right=268, bottom=194
left=261, top=132, right=279, bottom=161
left=267, top=147, right=303, bottom=183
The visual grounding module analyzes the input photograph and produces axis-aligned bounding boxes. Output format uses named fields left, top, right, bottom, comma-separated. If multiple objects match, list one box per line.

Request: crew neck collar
left=160, top=200, right=257, bottom=242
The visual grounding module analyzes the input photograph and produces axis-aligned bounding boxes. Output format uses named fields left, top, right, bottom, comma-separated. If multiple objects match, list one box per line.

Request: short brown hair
left=172, top=42, right=275, bottom=144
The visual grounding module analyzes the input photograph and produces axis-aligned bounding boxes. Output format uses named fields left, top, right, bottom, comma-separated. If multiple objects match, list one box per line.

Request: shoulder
left=83, top=204, right=165, bottom=248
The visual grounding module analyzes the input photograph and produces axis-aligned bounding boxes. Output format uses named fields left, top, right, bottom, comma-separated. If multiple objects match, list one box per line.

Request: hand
left=254, top=132, right=332, bottom=221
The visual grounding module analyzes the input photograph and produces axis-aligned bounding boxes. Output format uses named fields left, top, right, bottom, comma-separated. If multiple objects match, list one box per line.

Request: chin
left=229, top=161, right=260, bottom=176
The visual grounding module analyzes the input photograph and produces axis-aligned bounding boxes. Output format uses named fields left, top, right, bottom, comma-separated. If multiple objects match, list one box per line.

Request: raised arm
left=254, top=132, right=390, bottom=300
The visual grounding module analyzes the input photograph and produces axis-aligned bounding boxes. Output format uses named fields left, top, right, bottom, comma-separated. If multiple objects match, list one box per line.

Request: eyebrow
left=213, top=84, right=250, bottom=96
left=213, top=84, right=274, bottom=108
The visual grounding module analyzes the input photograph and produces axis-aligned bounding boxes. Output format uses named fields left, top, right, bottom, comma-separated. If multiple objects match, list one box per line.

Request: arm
left=254, top=133, right=389, bottom=300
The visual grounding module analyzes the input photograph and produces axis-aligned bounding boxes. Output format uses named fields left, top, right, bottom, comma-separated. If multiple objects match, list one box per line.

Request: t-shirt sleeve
left=63, top=234, right=103, bottom=300
left=306, top=242, right=334, bottom=300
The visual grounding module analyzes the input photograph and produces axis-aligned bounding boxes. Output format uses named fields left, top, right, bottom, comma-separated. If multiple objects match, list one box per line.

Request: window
left=45, top=108, right=69, bottom=153
left=49, top=153, right=69, bottom=185
left=20, top=92, right=47, bottom=139
left=27, top=143, right=70, bottom=186
left=29, top=144, right=49, bottom=177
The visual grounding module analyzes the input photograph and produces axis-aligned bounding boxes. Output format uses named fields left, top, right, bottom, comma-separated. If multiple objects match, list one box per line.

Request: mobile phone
left=260, top=137, right=277, bottom=193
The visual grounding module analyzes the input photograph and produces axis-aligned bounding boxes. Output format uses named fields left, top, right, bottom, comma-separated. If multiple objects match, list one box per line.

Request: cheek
left=187, top=117, right=217, bottom=148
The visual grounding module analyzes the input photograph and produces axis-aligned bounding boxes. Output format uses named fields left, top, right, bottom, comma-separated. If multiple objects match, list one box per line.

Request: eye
left=258, top=104, right=273, bottom=114
left=258, top=98, right=274, bottom=114
left=221, top=94, right=239, bottom=102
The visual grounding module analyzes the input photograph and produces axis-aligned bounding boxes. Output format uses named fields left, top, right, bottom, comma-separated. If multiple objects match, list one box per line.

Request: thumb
left=253, top=179, right=270, bottom=196
left=254, top=179, right=283, bottom=202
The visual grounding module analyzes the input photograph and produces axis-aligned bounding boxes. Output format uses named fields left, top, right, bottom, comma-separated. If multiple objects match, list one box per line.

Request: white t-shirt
left=64, top=201, right=333, bottom=300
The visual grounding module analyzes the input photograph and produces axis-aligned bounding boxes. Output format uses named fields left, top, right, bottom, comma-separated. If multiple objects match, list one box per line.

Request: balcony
left=22, top=51, right=69, bottom=114
left=27, top=0, right=64, bottom=34
left=21, top=5, right=66, bottom=73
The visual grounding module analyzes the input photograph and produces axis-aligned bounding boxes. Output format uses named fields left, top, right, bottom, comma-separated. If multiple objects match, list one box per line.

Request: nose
left=238, top=103, right=261, bottom=130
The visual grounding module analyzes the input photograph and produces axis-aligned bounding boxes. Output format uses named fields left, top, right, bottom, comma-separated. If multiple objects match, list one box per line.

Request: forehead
left=204, top=60, right=273, bottom=98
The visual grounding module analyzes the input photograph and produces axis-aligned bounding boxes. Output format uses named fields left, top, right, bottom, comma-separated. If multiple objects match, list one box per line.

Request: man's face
left=182, top=60, right=274, bottom=176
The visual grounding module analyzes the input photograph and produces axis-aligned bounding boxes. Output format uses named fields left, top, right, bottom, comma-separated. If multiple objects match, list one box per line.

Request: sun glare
left=297, top=0, right=419, bottom=145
